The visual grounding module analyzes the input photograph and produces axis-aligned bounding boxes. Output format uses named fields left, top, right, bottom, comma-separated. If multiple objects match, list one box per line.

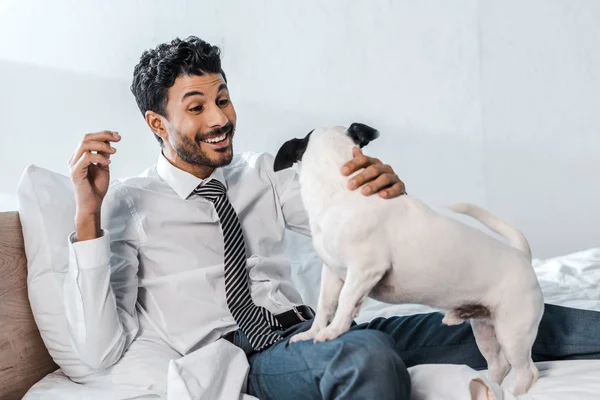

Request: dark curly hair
left=130, top=36, right=227, bottom=145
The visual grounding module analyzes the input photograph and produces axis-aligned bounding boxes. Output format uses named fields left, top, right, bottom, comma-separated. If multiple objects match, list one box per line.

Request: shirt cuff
left=68, top=229, right=111, bottom=270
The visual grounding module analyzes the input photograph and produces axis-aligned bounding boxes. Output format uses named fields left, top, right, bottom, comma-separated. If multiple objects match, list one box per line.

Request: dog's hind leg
left=493, top=297, right=543, bottom=395
left=471, top=319, right=510, bottom=384
left=314, top=263, right=388, bottom=343
left=495, top=329, right=538, bottom=395
left=290, top=264, right=344, bottom=343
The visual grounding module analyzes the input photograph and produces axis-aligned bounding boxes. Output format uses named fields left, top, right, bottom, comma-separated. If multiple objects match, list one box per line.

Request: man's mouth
left=201, top=133, right=228, bottom=144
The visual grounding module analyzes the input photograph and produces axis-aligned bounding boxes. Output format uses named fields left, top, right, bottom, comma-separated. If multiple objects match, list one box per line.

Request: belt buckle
left=292, top=305, right=307, bottom=322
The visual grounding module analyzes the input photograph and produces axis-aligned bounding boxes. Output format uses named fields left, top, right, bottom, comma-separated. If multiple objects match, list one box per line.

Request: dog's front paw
left=289, top=329, right=319, bottom=344
left=313, top=326, right=347, bottom=343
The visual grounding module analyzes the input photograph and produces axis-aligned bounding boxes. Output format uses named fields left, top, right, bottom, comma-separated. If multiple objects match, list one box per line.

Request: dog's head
left=273, top=123, right=379, bottom=172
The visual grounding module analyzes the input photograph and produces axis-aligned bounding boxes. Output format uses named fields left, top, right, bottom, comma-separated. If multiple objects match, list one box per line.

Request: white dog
left=273, top=123, right=544, bottom=395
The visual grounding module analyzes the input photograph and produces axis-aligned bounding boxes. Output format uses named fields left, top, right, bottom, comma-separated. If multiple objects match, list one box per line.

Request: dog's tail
left=450, top=203, right=532, bottom=262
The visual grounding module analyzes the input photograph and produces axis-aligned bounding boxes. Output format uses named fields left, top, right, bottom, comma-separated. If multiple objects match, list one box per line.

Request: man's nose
left=205, top=104, right=228, bottom=128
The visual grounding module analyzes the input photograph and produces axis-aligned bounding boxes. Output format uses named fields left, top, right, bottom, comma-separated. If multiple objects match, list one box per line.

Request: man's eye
left=189, top=105, right=204, bottom=112
left=218, top=99, right=230, bottom=107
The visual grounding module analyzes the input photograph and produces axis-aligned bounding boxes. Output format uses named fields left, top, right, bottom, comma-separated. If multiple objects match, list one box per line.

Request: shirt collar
left=156, top=151, right=227, bottom=200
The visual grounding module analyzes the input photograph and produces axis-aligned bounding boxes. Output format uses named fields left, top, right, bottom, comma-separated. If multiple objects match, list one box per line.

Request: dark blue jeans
left=234, top=304, right=600, bottom=400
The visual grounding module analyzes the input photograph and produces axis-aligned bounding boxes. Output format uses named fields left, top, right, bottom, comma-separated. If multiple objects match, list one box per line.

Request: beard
left=173, top=122, right=235, bottom=168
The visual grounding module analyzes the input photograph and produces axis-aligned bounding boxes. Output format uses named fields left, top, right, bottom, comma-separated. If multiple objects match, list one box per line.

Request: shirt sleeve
left=63, top=183, right=140, bottom=371
left=260, top=152, right=312, bottom=237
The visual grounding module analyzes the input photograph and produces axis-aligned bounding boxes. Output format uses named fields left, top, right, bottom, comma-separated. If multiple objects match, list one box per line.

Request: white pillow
left=17, top=165, right=99, bottom=379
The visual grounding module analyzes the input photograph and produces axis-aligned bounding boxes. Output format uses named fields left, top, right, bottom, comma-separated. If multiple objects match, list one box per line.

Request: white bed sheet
left=409, top=360, right=600, bottom=400
left=25, top=244, right=600, bottom=399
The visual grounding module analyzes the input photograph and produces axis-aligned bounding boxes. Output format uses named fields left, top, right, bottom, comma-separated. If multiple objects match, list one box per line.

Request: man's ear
left=346, top=123, right=380, bottom=148
left=273, top=131, right=313, bottom=171
left=145, top=110, right=168, bottom=143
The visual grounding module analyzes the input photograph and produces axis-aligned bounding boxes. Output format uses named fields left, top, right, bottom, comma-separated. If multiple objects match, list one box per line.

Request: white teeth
left=204, top=133, right=227, bottom=144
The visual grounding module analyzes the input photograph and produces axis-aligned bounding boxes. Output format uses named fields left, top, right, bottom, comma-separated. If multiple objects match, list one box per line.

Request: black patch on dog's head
left=347, top=123, right=380, bottom=148
left=273, top=130, right=313, bottom=172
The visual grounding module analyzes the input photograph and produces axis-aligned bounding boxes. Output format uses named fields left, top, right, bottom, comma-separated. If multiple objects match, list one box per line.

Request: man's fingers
left=360, top=173, right=398, bottom=195
left=70, top=142, right=116, bottom=166
left=341, top=147, right=366, bottom=175
left=379, top=181, right=406, bottom=198
left=347, top=164, right=385, bottom=189
left=342, top=147, right=384, bottom=176
left=341, top=153, right=371, bottom=176
left=85, top=141, right=117, bottom=154
left=71, top=151, right=111, bottom=177
left=69, top=131, right=120, bottom=167
left=96, top=142, right=117, bottom=160
left=84, top=151, right=111, bottom=167
left=83, top=131, right=121, bottom=143
left=98, top=151, right=112, bottom=160
left=339, top=146, right=407, bottom=198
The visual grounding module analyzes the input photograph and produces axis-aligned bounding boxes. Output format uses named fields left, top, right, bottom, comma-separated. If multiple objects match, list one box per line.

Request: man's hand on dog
left=341, top=147, right=406, bottom=198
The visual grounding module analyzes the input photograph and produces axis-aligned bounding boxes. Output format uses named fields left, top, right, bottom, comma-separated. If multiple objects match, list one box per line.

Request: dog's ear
left=347, top=123, right=380, bottom=148
left=273, top=131, right=313, bottom=171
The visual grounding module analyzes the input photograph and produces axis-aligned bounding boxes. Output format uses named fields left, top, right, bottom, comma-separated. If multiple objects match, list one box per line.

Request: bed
left=22, top=228, right=600, bottom=399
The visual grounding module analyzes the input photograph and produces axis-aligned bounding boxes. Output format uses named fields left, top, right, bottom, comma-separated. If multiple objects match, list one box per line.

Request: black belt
left=222, top=305, right=314, bottom=344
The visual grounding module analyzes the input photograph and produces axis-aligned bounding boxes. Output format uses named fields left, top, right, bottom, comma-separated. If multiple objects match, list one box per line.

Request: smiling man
left=65, top=36, right=600, bottom=399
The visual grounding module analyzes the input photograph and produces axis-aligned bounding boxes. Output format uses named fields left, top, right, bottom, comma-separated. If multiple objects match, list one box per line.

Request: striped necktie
left=193, top=178, right=282, bottom=351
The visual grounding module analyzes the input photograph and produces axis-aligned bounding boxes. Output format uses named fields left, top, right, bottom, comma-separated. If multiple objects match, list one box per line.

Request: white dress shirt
left=64, top=151, right=311, bottom=371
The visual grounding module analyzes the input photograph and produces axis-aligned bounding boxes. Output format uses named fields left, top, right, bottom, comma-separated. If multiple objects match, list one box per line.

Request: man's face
left=162, top=73, right=237, bottom=168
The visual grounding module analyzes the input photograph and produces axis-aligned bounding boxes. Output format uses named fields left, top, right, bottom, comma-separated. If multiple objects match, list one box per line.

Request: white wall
left=480, top=0, right=600, bottom=258
left=0, top=0, right=598, bottom=258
